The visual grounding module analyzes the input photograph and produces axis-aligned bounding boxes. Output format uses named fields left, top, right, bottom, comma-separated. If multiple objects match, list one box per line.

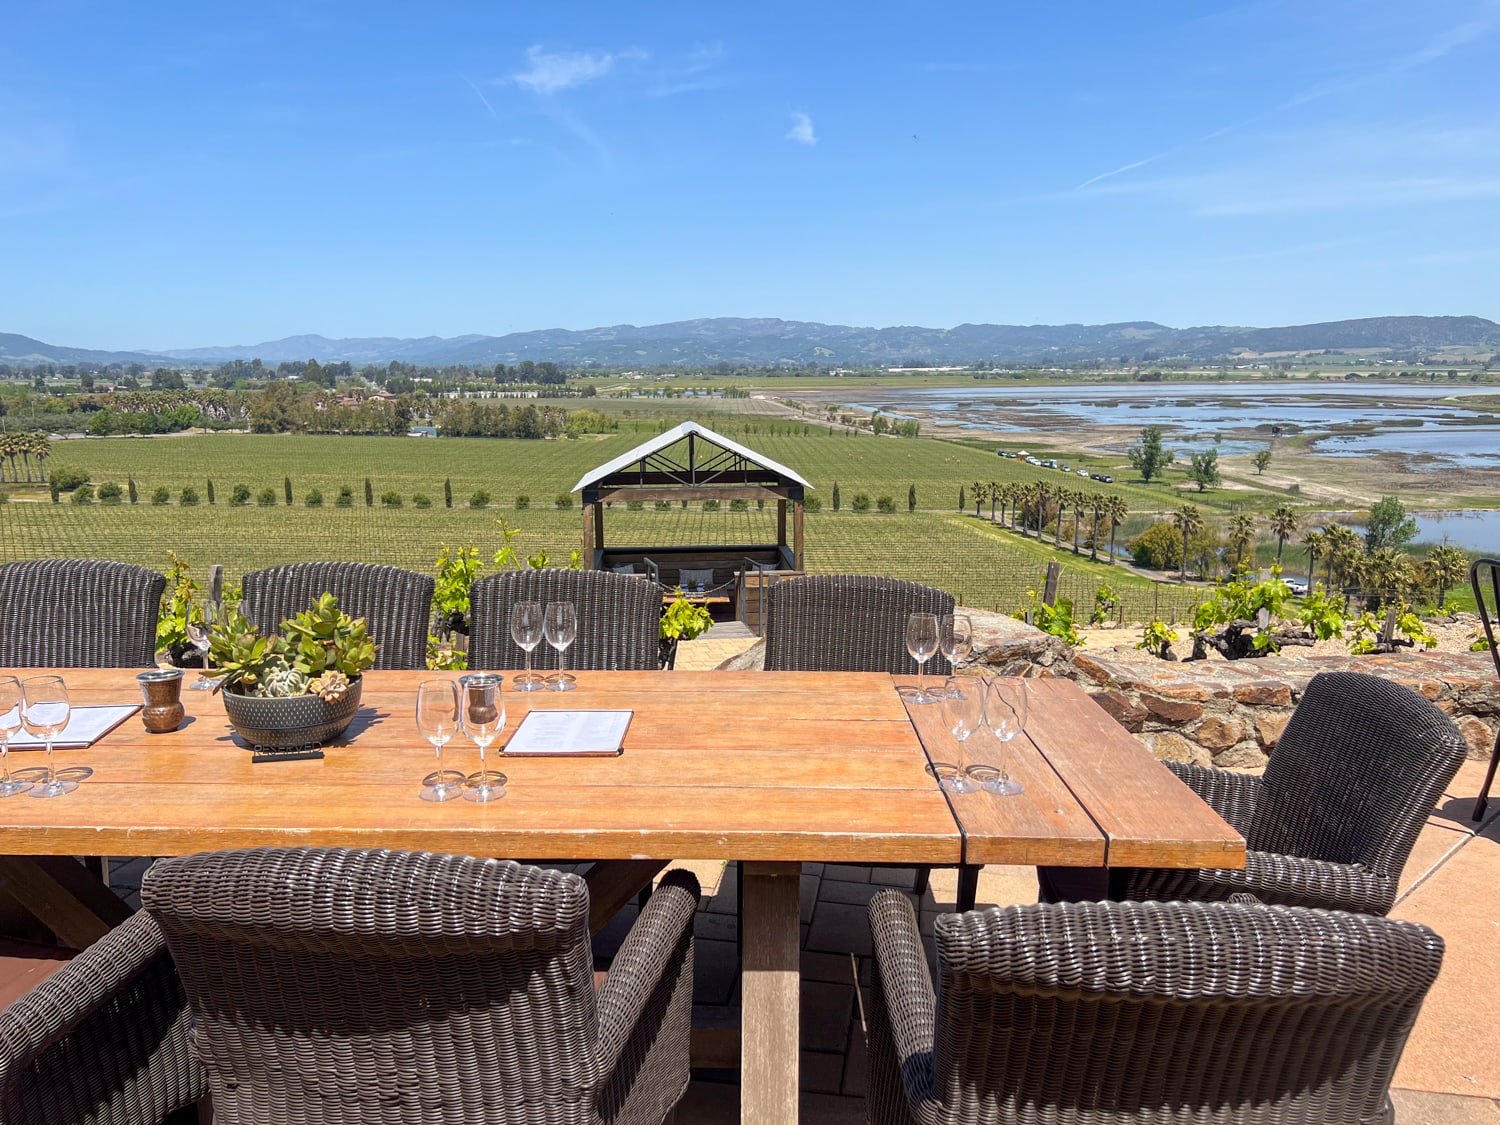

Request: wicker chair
left=1106, top=671, right=1467, bottom=915
left=468, top=569, right=661, bottom=671
left=241, top=561, right=434, bottom=670
left=0, top=559, right=166, bottom=667
left=761, top=575, right=965, bottom=906
left=1470, top=558, right=1499, bottom=820
left=762, top=574, right=955, bottom=677
left=866, top=891, right=1444, bottom=1125
left=140, top=847, right=698, bottom=1125
left=0, top=911, right=207, bottom=1124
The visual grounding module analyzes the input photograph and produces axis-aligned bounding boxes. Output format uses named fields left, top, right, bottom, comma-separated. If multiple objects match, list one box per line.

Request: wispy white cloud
left=461, top=75, right=499, bottom=121
left=510, top=45, right=645, bottom=97
left=786, top=112, right=817, bottom=147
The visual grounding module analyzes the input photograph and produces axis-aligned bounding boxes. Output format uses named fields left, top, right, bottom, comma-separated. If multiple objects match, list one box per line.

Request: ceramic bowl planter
left=222, top=677, right=363, bottom=748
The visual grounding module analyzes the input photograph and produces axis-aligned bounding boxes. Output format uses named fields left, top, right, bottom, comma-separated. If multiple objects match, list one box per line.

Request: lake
left=1412, top=509, right=1500, bottom=553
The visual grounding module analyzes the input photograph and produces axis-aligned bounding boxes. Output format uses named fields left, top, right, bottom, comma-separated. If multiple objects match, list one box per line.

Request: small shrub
left=803, top=495, right=822, bottom=512
left=654, top=500, right=672, bottom=511
left=851, top=493, right=872, bottom=513
left=256, top=487, right=277, bottom=507
left=50, top=467, right=88, bottom=492
left=626, top=499, right=644, bottom=511
left=875, top=495, right=896, bottom=514
left=702, top=499, right=720, bottom=512
left=469, top=490, right=491, bottom=509
left=96, top=480, right=123, bottom=504
left=380, top=490, right=402, bottom=507
left=70, top=483, right=94, bottom=505
left=555, top=492, right=574, bottom=509
left=335, top=485, right=354, bottom=508
left=179, top=486, right=200, bottom=506
left=514, top=495, right=530, bottom=510
left=306, top=488, right=324, bottom=507
left=0, top=489, right=7, bottom=504
left=1137, top=619, right=1178, bottom=659
left=152, top=486, right=171, bottom=505
left=729, top=498, right=749, bottom=512
left=230, top=483, right=251, bottom=507
left=412, top=493, right=432, bottom=509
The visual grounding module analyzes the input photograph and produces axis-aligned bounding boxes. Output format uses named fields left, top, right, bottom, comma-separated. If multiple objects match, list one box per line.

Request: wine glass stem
left=0, top=737, right=11, bottom=786
left=558, top=648, right=567, bottom=679
left=434, top=738, right=447, bottom=794
left=43, top=736, right=55, bottom=788
left=916, top=658, right=926, bottom=699
left=523, top=649, right=532, bottom=680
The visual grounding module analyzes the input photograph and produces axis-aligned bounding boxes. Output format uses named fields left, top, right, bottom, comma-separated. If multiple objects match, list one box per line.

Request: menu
left=7, top=704, right=141, bottom=750
left=504, top=709, right=632, bottom=757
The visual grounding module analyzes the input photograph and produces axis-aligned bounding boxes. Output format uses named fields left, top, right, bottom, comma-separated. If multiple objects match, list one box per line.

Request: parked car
left=1058, top=464, right=1072, bottom=473
left=1026, top=456, right=1041, bottom=466
left=1285, top=579, right=1309, bottom=596
left=1076, top=469, right=1090, bottom=478
left=1090, top=473, right=1114, bottom=483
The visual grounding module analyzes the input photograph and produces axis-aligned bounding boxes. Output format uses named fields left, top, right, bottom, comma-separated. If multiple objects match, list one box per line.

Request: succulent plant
left=256, top=660, right=310, bottom=698
left=281, top=593, right=378, bottom=679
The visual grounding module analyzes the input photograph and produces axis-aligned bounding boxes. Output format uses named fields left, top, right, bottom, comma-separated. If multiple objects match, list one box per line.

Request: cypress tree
left=364, top=477, right=374, bottom=507
left=958, top=486, right=965, bottom=512
left=908, top=483, right=917, bottom=512
left=832, top=482, right=841, bottom=512
left=206, top=480, right=216, bottom=505
left=127, top=478, right=138, bottom=504
left=444, top=478, right=453, bottom=508
left=284, top=476, right=293, bottom=505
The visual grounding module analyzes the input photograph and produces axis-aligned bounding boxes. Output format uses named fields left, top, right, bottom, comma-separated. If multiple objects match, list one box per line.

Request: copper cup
left=137, top=669, right=186, bottom=733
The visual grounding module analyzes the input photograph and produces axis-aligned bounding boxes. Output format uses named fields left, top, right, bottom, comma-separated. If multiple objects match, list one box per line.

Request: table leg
left=740, top=860, right=801, bottom=1125
left=584, top=859, right=669, bottom=936
left=0, top=855, right=131, bottom=950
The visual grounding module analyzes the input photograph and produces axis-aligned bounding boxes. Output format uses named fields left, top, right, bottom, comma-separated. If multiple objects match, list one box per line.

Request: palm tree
left=1324, top=524, right=1364, bottom=597
left=1303, top=529, right=1327, bottom=589
left=1105, top=495, right=1129, bottom=564
left=18, top=431, right=37, bottom=483
left=0, top=432, right=16, bottom=483
left=1053, top=486, right=1072, bottom=546
left=1087, top=493, right=1106, bottom=562
left=984, top=480, right=996, bottom=521
left=1173, top=503, right=1203, bottom=583
left=1364, top=547, right=1416, bottom=609
left=1031, top=481, right=1048, bottom=539
left=1227, top=512, right=1255, bottom=574
left=1425, top=544, right=1470, bottom=608
left=1071, top=491, right=1086, bottom=555
left=970, top=481, right=985, bottom=519
left=1270, top=505, right=1299, bottom=563
left=32, top=432, right=49, bottom=483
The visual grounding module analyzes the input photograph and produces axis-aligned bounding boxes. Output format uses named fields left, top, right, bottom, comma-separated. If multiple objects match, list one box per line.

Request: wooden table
left=0, top=669, right=1243, bottom=1124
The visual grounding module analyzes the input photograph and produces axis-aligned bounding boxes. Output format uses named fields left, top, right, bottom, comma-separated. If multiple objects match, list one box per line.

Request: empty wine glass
left=905, top=612, right=940, bottom=704
left=940, top=614, right=973, bottom=689
left=459, top=674, right=507, bottom=803
left=511, top=601, right=544, bottom=691
left=983, top=678, right=1027, bottom=796
left=543, top=601, right=577, bottom=692
left=184, top=601, right=218, bottom=690
left=930, top=676, right=985, bottom=794
left=21, top=675, right=74, bottom=799
left=0, top=676, right=31, bottom=798
left=415, top=679, right=462, bottom=802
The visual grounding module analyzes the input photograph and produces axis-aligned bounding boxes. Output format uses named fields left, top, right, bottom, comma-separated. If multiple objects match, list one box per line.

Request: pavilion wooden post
left=792, top=498, right=804, bottom=570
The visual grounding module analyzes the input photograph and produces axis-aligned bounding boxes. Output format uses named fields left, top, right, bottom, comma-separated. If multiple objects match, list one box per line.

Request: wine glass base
left=0, top=778, right=33, bottom=797
left=462, top=782, right=507, bottom=802
left=547, top=674, right=577, bottom=692
left=513, top=673, right=546, bottom=692
left=419, top=783, right=462, bottom=802
left=30, top=778, right=78, bottom=798
left=938, top=776, right=978, bottom=795
left=187, top=681, right=217, bottom=691
left=982, top=778, right=1024, bottom=796
left=900, top=686, right=943, bottom=705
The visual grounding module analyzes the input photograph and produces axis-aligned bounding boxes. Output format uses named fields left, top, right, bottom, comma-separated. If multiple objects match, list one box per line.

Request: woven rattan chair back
left=867, top=893, right=1444, bottom=1125
left=142, top=848, right=605, bottom=1125
left=241, top=562, right=434, bottom=670
left=468, top=568, right=660, bottom=671
left=1469, top=558, right=1500, bottom=818
left=1252, top=671, right=1465, bottom=872
left=0, top=559, right=166, bottom=667
left=761, top=574, right=955, bottom=675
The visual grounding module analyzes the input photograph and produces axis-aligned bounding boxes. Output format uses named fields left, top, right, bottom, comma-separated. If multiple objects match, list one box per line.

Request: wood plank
left=585, top=859, right=668, bottom=935
left=1022, top=678, right=1246, bottom=870
left=740, top=861, right=800, bottom=1125
left=0, top=856, right=131, bottom=949
left=900, top=682, right=1104, bottom=867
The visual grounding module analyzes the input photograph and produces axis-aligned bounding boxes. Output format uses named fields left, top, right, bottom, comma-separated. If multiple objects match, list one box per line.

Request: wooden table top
left=0, top=669, right=1243, bottom=873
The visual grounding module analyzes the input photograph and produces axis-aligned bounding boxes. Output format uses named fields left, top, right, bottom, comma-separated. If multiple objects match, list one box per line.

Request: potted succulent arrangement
left=658, top=592, right=715, bottom=670
left=210, top=593, right=378, bottom=748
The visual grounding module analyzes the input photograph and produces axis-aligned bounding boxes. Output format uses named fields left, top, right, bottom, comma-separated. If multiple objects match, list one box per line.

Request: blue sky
left=2, top=1, right=1498, bottom=349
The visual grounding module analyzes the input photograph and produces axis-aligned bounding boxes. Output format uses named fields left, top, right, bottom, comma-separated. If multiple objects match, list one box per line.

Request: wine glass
left=934, top=676, right=981, bottom=793
left=415, top=679, right=462, bottom=802
left=940, top=614, right=973, bottom=687
left=905, top=612, right=940, bottom=704
left=0, top=676, right=32, bottom=798
left=982, top=678, right=1027, bottom=796
left=543, top=601, right=577, bottom=692
left=460, top=674, right=507, bottom=803
left=184, top=601, right=218, bottom=690
left=21, top=675, right=74, bottom=799
left=510, top=601, right=544, bottom=691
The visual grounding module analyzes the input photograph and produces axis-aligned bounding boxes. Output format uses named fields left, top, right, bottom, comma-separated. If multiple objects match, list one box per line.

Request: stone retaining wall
left=959, top=610, right=1498, bottom=769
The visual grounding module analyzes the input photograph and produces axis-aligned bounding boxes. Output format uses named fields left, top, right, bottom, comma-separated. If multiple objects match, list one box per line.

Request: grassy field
left=0, top=429, right=1207, bottom=624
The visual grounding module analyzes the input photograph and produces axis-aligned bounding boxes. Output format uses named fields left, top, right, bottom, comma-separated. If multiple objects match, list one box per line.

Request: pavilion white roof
left=570, top=420, right=813, bottom=493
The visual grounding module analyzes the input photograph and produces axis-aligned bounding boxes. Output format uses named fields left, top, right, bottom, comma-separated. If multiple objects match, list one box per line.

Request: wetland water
left=837, top=382, right=1499, bottom=467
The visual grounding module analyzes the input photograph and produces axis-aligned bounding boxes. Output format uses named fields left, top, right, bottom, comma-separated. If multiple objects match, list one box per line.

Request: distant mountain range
left=4, top=315, right=1498, bottom=369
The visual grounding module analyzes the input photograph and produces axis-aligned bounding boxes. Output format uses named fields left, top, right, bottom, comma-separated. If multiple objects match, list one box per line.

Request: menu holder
left=5, top=704, right=141, bottom=750
left=504, top=710, right=631, bottom=757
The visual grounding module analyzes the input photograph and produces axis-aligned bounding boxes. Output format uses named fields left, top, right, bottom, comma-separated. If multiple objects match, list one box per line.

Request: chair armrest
left=0, top=910, right=207, bottom=1124
left=642, top=558, right=661, bottom=587
left=866, top=890, right=939, bottom=1125
left=1198, top=850, right=1398, bottom=915
left=1163, top=760, right=1261, bottom=836
left=595, top=869, right=700, bottom=1120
